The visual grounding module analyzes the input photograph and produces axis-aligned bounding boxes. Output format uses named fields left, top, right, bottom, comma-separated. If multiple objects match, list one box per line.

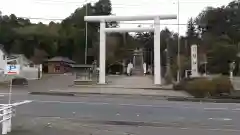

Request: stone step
left=74, top=80, right=96, bottom=85
left=132, top=69, right=144, bottom=75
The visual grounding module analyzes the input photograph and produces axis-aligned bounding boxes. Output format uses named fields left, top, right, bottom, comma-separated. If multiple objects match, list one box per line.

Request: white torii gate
left=84, top=14, right=177, bottom=85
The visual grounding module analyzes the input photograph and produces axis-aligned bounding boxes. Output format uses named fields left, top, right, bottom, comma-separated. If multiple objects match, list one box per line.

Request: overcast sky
left=0, top=0, right=232, bottom=35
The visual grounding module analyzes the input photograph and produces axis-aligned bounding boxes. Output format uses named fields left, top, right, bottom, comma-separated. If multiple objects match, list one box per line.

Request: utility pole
left=84, top=1, right=88, bottom=64
left=165, top=38, right=172, bottom=83
left=123, top=33, right=127, bottom=46
left=177, top=0, right=181, bottom=82
left=184, top=39, right=188, bottom=56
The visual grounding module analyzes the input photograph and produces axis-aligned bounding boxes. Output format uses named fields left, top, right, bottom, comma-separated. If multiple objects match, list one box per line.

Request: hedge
left=173, top=76, right=234, bottom=98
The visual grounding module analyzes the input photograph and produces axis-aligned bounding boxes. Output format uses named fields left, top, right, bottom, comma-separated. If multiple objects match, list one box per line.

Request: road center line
left=204, top=108, right=228, bottom=110
left=33, top=100, right=183, bottom=109
left=34, top=100, right=111, bottom=105
left=208, top=118, right=232, bottom=121
left=32, top=100, right=240, bottom=112
left=232, top=108, right=240, bottom=111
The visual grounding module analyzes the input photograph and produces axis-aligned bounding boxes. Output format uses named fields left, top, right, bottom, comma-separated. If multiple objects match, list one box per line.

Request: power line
left=18, top=17, right=203, bottom=27
left=20, top=17, right=64, bottom=21
left=32, top=1, right=175, bottom=8
left=18, top=16, right=201, bottom=26
left=33, top=0, right=172, bottom=5
left=32, top=0, right=220, bottom=4
left=32, top=0, right=95, bottom=4
left=30, top=0, right=221, bottom=7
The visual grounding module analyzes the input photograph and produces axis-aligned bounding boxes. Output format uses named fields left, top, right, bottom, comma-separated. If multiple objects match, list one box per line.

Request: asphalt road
left=0, top=93, right=240, bottom=135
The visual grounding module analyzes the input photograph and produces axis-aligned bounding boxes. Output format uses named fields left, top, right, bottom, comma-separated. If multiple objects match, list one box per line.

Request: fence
left=0, top=100, right=32, bottom=134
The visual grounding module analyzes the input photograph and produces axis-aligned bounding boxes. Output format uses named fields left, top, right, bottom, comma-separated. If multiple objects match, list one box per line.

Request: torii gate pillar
left=99, top=21, right=106, bottom=84
left=153, top=17, right=161, bottom=85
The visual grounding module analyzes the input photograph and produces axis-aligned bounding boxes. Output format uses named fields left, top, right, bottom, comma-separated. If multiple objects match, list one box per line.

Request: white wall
left=0, top=52, right=43, bottom=81
left=0, top=50, right=7, bottom=71
left=20, top=67, right=39, bottom=80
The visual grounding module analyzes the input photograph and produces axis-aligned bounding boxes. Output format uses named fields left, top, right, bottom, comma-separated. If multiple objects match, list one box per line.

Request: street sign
left=4, top=65, right=20, bottom=75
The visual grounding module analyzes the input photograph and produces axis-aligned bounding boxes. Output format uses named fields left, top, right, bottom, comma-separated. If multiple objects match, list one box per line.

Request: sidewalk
left=72, top=75, right=173, bottom=90
left=28, top=75, right=191, bottom=97
left=47, top=87, right=191, bottom=97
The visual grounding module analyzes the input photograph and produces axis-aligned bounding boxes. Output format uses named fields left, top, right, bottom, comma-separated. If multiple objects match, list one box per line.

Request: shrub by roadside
left=185, top=78, right=215, bottom=98
left=173, top=77, right=203, bottom=91
left=173, top=76, right=234, bottom=98
left=211, top=76, right=233, bottom=95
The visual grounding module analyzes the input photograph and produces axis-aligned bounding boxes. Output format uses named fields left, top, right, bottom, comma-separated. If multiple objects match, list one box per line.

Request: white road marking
left=0, top=93, right=9, bottom=95
left=140, top=126, right=240, bottom=132
left=34, top=100, right=172, bottom=108
left=32, top=100, right=240, bottom=112
left=34, top=117, right=240, bottom=132
left=34, top=100, right=193, bottom=109
left=116, top=113, right=120, bottom=116
left=34, top=100, right=111, bottom=105
left=204, top=108, right=228, bottom=110
left=180, top=128, right=189, bottom=130
left=120, top=103, right=154, bottom=107
left=177, top=117, right=185, bottom=120
left=232, top=108, right=240, bottom=111
left=208, top=118, right=232, bottom=121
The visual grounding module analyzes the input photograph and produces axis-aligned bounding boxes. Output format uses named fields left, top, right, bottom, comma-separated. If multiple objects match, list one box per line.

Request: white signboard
left=4, top=65, right=20, bottom=75
left=191, top=45, right=198, bottom=77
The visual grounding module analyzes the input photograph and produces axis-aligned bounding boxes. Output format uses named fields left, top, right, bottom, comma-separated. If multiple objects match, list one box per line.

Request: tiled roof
left=47, top=56, right=76, bottom=64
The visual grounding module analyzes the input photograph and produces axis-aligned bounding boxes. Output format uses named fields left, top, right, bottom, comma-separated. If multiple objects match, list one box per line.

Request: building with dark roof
left=45, top=56, right=76, bottom=74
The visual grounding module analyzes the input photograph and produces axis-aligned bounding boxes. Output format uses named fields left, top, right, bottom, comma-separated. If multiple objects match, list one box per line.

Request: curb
left=28, top=91, right=240, bottom=103
left=69, top=85, right=174, bottom=90
left=167, top=97, right=240, bottom=103
left=28, top=91, right=187, bottom=99
left=29, top=92, right=75, bottom=96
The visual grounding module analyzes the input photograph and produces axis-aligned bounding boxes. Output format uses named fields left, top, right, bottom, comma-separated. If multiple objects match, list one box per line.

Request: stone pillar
left=99, top=21, right=106, bottom=84
left=191, top=45, right=198, bottom=77
left=154, top=17, right=161, bottom=85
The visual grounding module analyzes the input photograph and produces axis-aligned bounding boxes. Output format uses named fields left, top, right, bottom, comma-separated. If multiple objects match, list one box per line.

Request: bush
left=177, top=76, right=234, bottom=98
left=211, top=76, right=234, bottom=95
left=173, top=77, right=205, bottom=91
left=185, top=78, right=215, bottom=98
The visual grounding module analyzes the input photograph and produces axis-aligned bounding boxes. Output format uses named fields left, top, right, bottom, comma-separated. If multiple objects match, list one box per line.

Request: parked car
left=12, top=77, right=28, bottom=86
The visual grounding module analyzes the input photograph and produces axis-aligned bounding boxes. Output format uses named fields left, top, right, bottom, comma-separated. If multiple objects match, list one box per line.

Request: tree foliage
left=0, top=0, right=115, bottom=64
left=1, top=0, right=240, bottom=76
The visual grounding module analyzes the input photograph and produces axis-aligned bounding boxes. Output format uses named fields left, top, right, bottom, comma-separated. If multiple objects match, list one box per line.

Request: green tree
left=207, top=35, right=237, bottom=74
left=186, top=18, right=198, bottom=45
left=93, top=0, right=112, bottom=16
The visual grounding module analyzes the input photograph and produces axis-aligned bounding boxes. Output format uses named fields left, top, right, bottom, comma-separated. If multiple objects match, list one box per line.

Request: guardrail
left=0, top=100, right=32, bottom=134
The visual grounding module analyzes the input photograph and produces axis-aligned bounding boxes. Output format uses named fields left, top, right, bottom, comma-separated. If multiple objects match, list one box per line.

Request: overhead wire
left=16, top=0, right=177, bottom=21
left=18, top=16, right=201, bottom=26
left=29, top=0, right=222, bottom=8
left=8, top=0, right=207, bottom=26
left=31, top=0, right=221, bottom=4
